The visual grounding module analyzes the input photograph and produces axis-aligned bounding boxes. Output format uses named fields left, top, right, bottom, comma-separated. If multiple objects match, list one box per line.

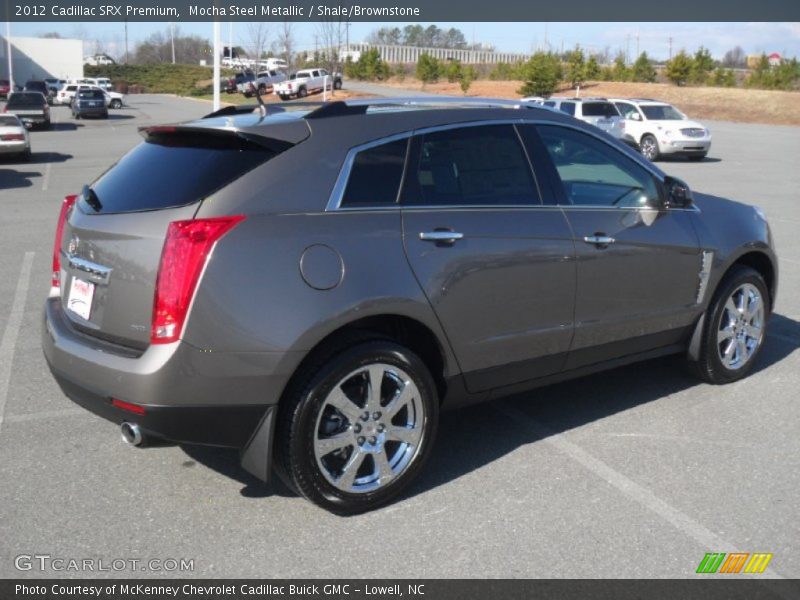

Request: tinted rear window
left=86, top=133, right=276, bottom=214
left=78, top=90, right=105, bottom=99
left=342, top=138, right=408, bottom=208
left=0, top=115, right=21, bottom=126
left=582, top=102, right=619, bottom=117
left=7, top=93, right=44, bottom=107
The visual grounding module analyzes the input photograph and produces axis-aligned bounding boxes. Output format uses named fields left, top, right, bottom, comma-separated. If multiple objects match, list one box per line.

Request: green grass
left=85, top=64, right=233, bottom=96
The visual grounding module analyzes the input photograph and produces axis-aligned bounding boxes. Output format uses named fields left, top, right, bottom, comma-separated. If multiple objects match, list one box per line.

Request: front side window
left=614, top=102, right=639, bottom=119
left=538, top=125, right=659, bottom=208
left=641, top=105, right=685, bottom=120
left=341, top=138, right=408, bottom=208
left=405, top=125, right=539, bottom=207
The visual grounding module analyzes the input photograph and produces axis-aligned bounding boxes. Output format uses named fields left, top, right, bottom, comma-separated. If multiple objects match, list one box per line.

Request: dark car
left=71, top=88, right=109, bottom=119
left=0, top=79, right=10, bottom=99
left=24, top=80, right=53, bottom=104
left=223, top=70, right=255, bottom=93
left=43, top=97, right=777, bottom=514
left=3, top=92, right=50, bottom=129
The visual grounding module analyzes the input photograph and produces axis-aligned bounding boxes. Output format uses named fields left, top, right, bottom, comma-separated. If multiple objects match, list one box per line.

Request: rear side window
left=404, top=125, right=539, bottom=207
left=582, top=102, right=619, bottom=118
left=559, top=102, right=576, bottom=116
left=86, top=133, right=276, bottom=214
left=341, top=138, right=408, bottom=208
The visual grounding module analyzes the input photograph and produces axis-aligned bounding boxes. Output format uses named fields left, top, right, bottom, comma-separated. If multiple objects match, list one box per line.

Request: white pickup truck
left=242, top=69, right=288, bottom=97
left=273, top=68, right=342, bottom=101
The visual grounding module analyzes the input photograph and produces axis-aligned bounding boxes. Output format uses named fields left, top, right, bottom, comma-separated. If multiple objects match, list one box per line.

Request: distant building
left=768, top=52, right=782, bottom=67
left=0, top=36, right=83, bottom=86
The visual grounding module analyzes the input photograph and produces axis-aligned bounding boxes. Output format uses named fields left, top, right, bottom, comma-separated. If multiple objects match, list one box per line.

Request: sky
left=7, top=21, right=800, bottom=61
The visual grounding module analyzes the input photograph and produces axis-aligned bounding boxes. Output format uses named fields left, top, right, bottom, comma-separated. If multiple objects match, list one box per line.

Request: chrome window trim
left=325, top=118, right=680, bottom=213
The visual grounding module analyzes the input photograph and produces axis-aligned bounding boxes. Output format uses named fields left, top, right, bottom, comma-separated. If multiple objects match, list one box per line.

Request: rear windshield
left=582, top=102, right=619, bottom=118
left=85, top=132, right=277, bottom=214
left=7, top=93, right=44, bottom=107
left=78, top=90, right=105, bottom=99
left=0, top=115, right=21, bottom=126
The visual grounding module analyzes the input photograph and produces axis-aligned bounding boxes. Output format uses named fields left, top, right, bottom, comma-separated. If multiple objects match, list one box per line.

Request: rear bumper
left=42, top=297, right=293, bottom=452
left=0, top=141, right=29, bottom=154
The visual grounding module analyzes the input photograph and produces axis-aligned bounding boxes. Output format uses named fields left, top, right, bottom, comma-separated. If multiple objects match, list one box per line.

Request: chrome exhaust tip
left=120, top=422, right=143, bottom=447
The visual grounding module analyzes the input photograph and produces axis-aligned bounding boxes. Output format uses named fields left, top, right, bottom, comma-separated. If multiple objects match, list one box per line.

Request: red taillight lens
left=52, top=195, right=78, bottom=290
left=151, top=216, right=245, bottom=344
left=112, top=398, right=146, bottom=415
left=0, top=133, right=24, bottom=141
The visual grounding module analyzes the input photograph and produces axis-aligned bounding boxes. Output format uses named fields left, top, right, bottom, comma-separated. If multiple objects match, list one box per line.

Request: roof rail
left=305, top=96, right=536, bottom=119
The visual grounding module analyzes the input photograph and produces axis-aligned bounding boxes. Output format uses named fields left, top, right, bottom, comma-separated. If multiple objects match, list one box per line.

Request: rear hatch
left=58, top=125, right=289, bottom=350
left=5, top=94, right=47, bottom=119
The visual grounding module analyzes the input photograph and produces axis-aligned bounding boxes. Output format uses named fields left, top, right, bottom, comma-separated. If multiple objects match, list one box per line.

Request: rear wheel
left=640, top=134, right=660, bottom=161
left=334, top=79, right=342, bottom=90
left=279, top=94, right=290, bottom=101
left=689, top=266, right=769, bottom=384
left=276, top=340, right=439, bottom=515
left=110, top=99, right=122, bottom=109
left=297, top=86, right=308, bottom=98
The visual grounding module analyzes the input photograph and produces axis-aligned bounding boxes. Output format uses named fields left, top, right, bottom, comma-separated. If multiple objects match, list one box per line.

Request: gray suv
left=43, top=98, right=778, bottom=514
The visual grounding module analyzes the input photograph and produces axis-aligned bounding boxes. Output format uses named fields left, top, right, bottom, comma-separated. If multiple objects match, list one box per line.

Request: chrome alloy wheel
left=717, top=283, right=764, bottom=370
left=314, top=364, right=425, bottom=494
left=641, top=136, right=658, bottom=160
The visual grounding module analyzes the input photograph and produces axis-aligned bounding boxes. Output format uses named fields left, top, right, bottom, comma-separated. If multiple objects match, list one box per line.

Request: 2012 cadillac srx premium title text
left=42, top=98, right=778, bottom=514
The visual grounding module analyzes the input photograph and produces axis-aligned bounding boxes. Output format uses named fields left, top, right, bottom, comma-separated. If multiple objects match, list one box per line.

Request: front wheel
left=689, top=266, right=769, bottom=384
left=640, top=134, right=660, bottom=161
left=275, top=340, right=439, bottom=515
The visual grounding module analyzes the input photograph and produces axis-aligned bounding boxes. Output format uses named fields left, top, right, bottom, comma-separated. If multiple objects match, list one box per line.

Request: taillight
left=1, top=133, right=24, bottom=141
left=51, top=195, right=78, bottom=291
left=151, top=216, right=245, bottom=344
left=112, top=398, right=146, bottom=415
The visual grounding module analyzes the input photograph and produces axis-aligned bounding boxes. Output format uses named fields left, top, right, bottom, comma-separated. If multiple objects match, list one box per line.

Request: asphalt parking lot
left=0, top=94, right=798, bottom=579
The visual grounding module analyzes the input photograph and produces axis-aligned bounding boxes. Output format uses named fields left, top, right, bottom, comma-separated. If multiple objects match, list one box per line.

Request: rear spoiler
left=138, top=121, right=310, bottom=152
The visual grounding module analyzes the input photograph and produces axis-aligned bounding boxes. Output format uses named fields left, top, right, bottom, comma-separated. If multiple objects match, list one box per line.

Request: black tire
left=297, top=86, right=308, bottom=98
left=689, top=266, right=769, bottom=384
left=640, top=134, right=660, bottom=161
left=19, top=149, right=32, bottom=162
left=110, top=99, right=122, bottom=109
left=688, top=154, right=707, bottom=161
left=279, top=94, right=290, bottom=101
left=258, top=84, right=267, bottom=96
left=333, top=79, right=342, bottom=90
left=275, top=339, right=439, bottom=515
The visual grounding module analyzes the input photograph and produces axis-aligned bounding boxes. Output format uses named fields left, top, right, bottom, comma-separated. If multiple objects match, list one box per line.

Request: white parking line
left=41, top=162, right=51, bottom=191
left=498, top=403, right=788, bottom=580
left=0, top=251, right=35, bottom=438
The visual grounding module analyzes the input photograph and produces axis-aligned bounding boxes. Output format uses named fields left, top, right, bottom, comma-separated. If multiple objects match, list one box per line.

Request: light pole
left=213, top=21, right=220, bottom=111
left=170, top=22, right=176, bottom=64
left=5, top=10, right=14, bottom=89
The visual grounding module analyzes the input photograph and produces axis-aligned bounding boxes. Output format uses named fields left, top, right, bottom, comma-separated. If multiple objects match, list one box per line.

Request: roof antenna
left=250, top=83, right=267, bottom=118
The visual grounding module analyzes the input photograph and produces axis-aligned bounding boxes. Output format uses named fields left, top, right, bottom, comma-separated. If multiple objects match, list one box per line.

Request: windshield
left=641, top=105, right=685, bottom=120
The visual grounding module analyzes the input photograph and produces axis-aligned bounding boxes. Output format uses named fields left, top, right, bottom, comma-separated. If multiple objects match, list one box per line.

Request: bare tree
left=275, top=22, right=296, bottom=68
left=247, top=22, right=271, bottom=64
left=722, top=46, right=747, bottom=68
left=317, top=19, right=346, bottom=73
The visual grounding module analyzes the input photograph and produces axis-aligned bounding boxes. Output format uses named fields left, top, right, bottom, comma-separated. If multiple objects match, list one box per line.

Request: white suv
left=611, top=98, right=711, bottom=161
left=541, top=97, right=627, bottom=143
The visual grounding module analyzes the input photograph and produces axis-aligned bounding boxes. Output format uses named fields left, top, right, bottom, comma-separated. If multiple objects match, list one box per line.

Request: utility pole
left=228, top=21, right=232, bottom=61
left=5, top=19, right=13, bottom=89
left=625, top=33, right=630, bottom=64
left=213, top=21, right=220, bottom=111
left=544, top=22, right=548, bottom=52
left=636, top=30, right=640, bottom=58
left=170, top=22, right=176, bottom=63
left=669, top=37, right=673, bottom=60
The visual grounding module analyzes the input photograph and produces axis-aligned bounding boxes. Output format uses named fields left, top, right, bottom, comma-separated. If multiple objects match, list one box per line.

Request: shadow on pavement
left=0, top=168, right=42, bottom=189
left=181, top=314, right=800, bottom=506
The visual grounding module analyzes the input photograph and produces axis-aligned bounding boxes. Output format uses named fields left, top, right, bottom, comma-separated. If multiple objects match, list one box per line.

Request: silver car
left=43, top=98, right=777, bottom=514
left=0, top=114, right=31, bottom=160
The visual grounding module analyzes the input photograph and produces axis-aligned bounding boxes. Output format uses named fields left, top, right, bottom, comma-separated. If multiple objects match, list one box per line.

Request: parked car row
left=524, top=96, right=711, bottom=161
left=223, top=67, right=343, bottom=101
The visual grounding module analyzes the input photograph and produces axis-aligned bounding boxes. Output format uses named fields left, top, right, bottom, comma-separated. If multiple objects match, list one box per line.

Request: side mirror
left=663, top=176, right=693, bottom=209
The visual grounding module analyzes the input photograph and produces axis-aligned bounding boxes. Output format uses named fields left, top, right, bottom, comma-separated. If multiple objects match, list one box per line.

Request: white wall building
left=0, top=36, right=84, bottom=85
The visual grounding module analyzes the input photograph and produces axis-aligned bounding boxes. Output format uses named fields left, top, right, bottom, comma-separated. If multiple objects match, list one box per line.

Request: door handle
left=419, top=231, right=464, bottom=243
left=583, top=234, right=616, bottom=246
